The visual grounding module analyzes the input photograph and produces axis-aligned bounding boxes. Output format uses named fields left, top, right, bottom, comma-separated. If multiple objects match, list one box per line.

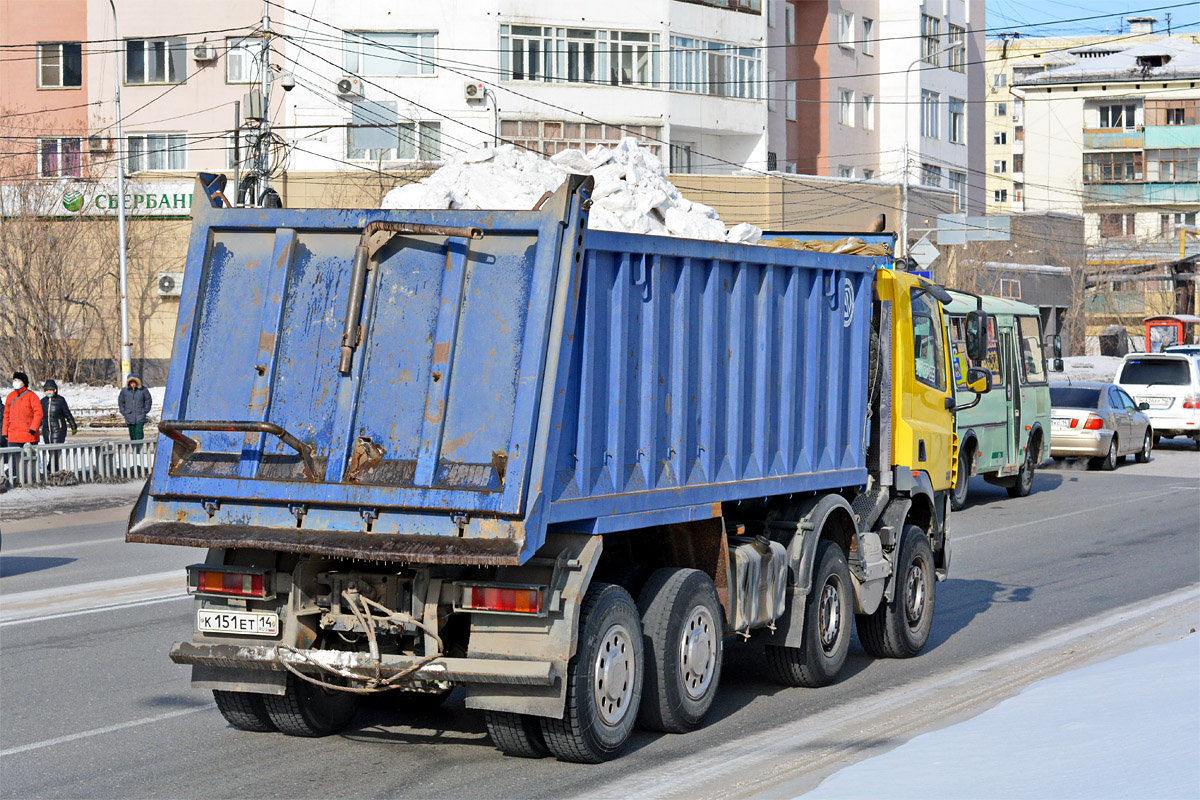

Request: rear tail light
left=1082, top=414, right=1104, bottom=430
left=188, top=565, right=271, bottom=599
left=1183, top=396, right=1198, bottom=409
left=457, top=584, right=545, bottom=615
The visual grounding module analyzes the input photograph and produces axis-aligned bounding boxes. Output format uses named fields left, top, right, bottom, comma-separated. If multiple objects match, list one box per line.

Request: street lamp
left=107, top=0, right=131, bottom=383
left=900, top=43, right=958, bottom=258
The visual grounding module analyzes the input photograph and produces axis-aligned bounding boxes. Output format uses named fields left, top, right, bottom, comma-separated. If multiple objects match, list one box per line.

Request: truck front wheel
left=636, top=568, right=724, bottom=733
left=540, top=583, right=643, bottom=763
left=262, top=672, right=359, bottom=737
left=856, top=525, right=936, bottom=658
left=765, top=540, right=852, bottom=688
left=950, top=448, right=971, bottom=510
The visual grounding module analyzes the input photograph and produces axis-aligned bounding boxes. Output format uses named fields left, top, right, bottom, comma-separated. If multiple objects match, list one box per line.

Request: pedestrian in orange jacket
left=3, top=371, right=43, bottom=445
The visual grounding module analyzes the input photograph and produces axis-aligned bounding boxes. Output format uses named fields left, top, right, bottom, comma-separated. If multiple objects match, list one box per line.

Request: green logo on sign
left=62, top=190, right=84, bottom=212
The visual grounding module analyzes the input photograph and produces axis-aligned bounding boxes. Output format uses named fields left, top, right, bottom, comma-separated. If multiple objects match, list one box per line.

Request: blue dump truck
left=128, top=174, right=990, bottom=762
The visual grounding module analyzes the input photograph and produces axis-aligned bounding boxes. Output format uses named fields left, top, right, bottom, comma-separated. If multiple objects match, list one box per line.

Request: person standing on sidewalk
left=3, top=372, right=43, bottom=446
left=40, top=380, right=78, bottom=472
left=118, top=375, right=152, bottom=440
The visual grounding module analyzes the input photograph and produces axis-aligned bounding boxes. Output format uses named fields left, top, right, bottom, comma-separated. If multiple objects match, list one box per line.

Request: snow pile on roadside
left=10, top=382, right=167, bottom=417
left=381, top=138, right=763, bottom=244
left=1054, top=355, right=1124, bottom=384
left=804, top=632, right=1200, bottom=799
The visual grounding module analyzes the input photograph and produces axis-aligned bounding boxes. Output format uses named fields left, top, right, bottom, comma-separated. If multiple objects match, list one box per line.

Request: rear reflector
left=458, top=584, right=545, bottom=615
left=188, top=566, right=270, bottom=599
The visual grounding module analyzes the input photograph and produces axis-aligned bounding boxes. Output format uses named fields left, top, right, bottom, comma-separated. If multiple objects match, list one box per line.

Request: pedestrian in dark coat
left=40, top=380, right=78, bottom=471
left=118, top=374, right=152, bottom=440
left=3, top=372, right=43, bottom=445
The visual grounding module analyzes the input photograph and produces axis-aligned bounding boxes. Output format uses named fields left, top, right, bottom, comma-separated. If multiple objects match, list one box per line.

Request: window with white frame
left=38, top=42, right=82, bottom=88
left=785, top=81, right=796, bottom=120
left=862, top=93, right=874, bottom=130
left=921, top=14, right=941, bottom=65
left=502, top=26, right=659, bottom=87
left=993, top=131, right=1007, bottom=145
left=39, top=137, right=82, bottom=177
left=838, top=12, right=854, bottom=49
left=125, top=38, right=187, bottom=84
left=767, top=69, right=777, bottom=111
left=993, top=159, right=1007, bottom=173
left=127, top=133, right=187, bottom=171
left=993, top=72, right=1007, bottom=88
left=501, top=120, right=663, bottom=159
left=921, top=90, right=939, bottom=138
left=920, top=163, right=942, bottom=186
left=838, top=165, right=853, bottom=179
left=344, top=32, right=436, bottom=77
left=949, top=97, right=964, bottom=143
left=785, top=3, right=795, bottom=44
left=863, top=169, right=874, bottom=180
left=995, top=102, right=1007, bottom=117
left=949, top=25, right=966, bottom=72
left=1098, top=103, right=1138, bottom=129
left=226, top=36, right=265, bottom=83
left=949, top=171, right=967, bottom=208
left=671, top=36, right=761, bottom=100
left=767, top=0, right=776, bottom=27
left=838, top=88, right=854, bottom=126
left=994, top=188, right=1008, bottom=203
left=346, top=120, right=443, bottom=161
left=862, top=18, right=875, bottom=56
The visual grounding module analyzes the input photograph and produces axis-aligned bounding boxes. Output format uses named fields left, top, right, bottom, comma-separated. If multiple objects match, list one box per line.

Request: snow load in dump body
left=127, top=174, right=886, bottom=566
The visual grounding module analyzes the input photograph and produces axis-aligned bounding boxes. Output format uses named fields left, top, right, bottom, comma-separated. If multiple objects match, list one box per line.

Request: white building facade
left=279, top=0, right=768, bottom=176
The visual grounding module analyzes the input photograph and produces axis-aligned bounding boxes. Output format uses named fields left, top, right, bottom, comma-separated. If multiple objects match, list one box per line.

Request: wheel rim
left=905, top=558, right=927, bottom=629
left=678, top=605, right=717, bottom=701
left=1143, top=434, right=1151, bottom=459
left=817, top=577, right=843, bottom=654
left=593, top=622, right=635, bottom=726
left=1108, top=439, right=1116, bottom=465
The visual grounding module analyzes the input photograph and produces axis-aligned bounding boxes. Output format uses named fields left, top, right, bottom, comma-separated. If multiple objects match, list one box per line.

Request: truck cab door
left=907, top=288, right=955, bottom=490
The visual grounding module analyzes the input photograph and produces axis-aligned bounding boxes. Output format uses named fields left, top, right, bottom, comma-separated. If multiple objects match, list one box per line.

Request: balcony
left=1082, top=128, right=1145, bottom=149
left=1083, top=182, right=1200, bottom=205
left=1143, top=125, right=1200, bottom=149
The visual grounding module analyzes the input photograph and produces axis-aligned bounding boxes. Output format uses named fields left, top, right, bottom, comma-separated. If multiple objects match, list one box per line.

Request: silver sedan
left=1049, top=382, right=1153, bottom=470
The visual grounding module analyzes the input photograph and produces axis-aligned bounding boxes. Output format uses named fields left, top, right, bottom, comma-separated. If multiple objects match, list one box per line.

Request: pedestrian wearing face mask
left=40, top=380, right=78, bottom=471
left=3, top=372, right=43, bottom=446
left=118, top=374, right=152, bottom=440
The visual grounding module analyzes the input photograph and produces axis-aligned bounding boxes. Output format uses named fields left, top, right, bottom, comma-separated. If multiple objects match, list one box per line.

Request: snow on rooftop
left=1016, top=37, right=1200, bottom=84
left=980, top=260, right=1072, bottom=275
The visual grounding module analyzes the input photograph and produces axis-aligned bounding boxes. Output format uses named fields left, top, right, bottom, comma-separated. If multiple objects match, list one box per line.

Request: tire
left=262, top=672, right=359, bottom=737
left=484, top=711, right=550, bottom=758
left=1193, top=434, right=1200, bottom=452
left=1152, top=433, right=1161, bottom=447
left=950, top=447, right=970, bottom=510
left=1135, top=429, right=1152, bottom=463
left=1006, top=441, right=1036, bottom=498
left=213, top=690, right=276, bottom=733
left=765, top=540, right=852, bottom=688
left=636, top=568, right=724, bottom=734
left=857, top=525, right=936, bottom=659
left=540, top=583, right=643, bottom=763
left=1090, top=435, right=1118, bottom=471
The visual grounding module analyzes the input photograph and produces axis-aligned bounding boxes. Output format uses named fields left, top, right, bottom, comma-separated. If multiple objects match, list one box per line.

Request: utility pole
left=107, top=0, right=131, bottom=382
left=258, top=0, right=272, bottom=204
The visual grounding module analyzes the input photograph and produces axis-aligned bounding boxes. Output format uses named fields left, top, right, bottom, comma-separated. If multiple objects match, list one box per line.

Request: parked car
left=1115, top=353, right=1200, bottom=449
left=1049, top=382, right=1153, bottom=470
left=1164, top=344, right=1200, bottom=358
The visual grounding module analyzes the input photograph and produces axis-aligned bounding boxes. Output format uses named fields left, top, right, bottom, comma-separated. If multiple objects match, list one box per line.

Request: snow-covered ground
left=10, top=382, right=167, bottom=418
left=803, top=632, right=1200, bottom=799
left=1052, top=355, right=1124, bottom=384
left=0, top=479, right=146, bottom=520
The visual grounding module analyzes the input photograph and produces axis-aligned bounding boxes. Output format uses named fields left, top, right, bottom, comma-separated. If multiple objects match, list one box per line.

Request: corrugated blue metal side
left=541, top=231, right=878, bottom=532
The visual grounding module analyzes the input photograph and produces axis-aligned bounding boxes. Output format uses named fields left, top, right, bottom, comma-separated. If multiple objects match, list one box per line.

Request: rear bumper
left=1145, top=411, right=1200, bottom=437
left=1050, top=429, right=1111, bottom=457
left=170, top=641, right=556, bottom=686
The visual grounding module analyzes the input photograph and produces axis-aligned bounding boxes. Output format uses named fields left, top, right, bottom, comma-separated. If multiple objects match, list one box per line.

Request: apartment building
left=983, top=17, right=1173, bottom=214
left=766, top=0, right=984, bottom=220
left=280, top=0, right=769, bottom=177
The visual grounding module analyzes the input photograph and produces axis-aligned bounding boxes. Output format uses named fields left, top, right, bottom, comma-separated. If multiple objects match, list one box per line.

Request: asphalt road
left=2, top=443, right=1197, bottom=799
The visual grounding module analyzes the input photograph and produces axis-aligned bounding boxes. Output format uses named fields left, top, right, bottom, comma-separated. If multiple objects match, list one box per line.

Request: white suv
left=1116, top=353, right=1200, bottom=449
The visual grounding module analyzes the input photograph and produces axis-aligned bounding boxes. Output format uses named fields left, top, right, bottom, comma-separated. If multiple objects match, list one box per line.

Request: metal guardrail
left=0, top=437, right=157, bottom=488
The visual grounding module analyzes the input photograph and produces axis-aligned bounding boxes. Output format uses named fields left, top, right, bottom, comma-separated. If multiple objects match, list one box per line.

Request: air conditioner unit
left=464, top=82, right=484, bottom=101
left=157, top=272, right=184, bottom=298
left=193, top=43, right=218, bottom=62
left=1012, top=114, right=1019, bottom=122
left=337, top=76, right=364, bottom=98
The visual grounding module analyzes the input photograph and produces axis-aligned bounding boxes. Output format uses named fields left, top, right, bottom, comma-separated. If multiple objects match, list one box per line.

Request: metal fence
left=0, top=437, right=157, bottom=488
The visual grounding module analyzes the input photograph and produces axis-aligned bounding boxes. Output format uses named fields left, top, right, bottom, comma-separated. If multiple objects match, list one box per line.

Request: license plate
left=1140, top=396, right=1170, bottom=408
left=1052, top=417, right=1070, bottom=429
left=197, top=608, right=279, bottom=636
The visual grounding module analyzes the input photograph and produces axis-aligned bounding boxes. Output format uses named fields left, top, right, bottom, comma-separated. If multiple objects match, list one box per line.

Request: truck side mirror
left=966, top=366, right=992, bottom=394
left=964, top=310, right=988, bottom=363
left=1052, top=334, right=1063, bottom=359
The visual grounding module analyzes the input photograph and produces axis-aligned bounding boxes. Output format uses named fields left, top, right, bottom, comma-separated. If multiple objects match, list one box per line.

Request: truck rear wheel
left=540, top=583, right=643, bottom=763
left=262, top=672, right=359, bottom=737
left=765, top=540, right=852, bottom=688
left=484, top=711, right=549, bottom=758
left=213, top=690, right=276, bottom=732
left=856, top=525, right=935, bottom=659
left=636, top=568, right=723, bottom=733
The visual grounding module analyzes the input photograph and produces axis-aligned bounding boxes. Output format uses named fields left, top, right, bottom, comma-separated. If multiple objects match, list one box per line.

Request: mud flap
left=463, top=533, right=601, bottom=718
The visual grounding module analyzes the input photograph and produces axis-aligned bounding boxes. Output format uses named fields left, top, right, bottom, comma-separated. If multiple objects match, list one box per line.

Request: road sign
left=909, top=237, right=940, bottom=270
